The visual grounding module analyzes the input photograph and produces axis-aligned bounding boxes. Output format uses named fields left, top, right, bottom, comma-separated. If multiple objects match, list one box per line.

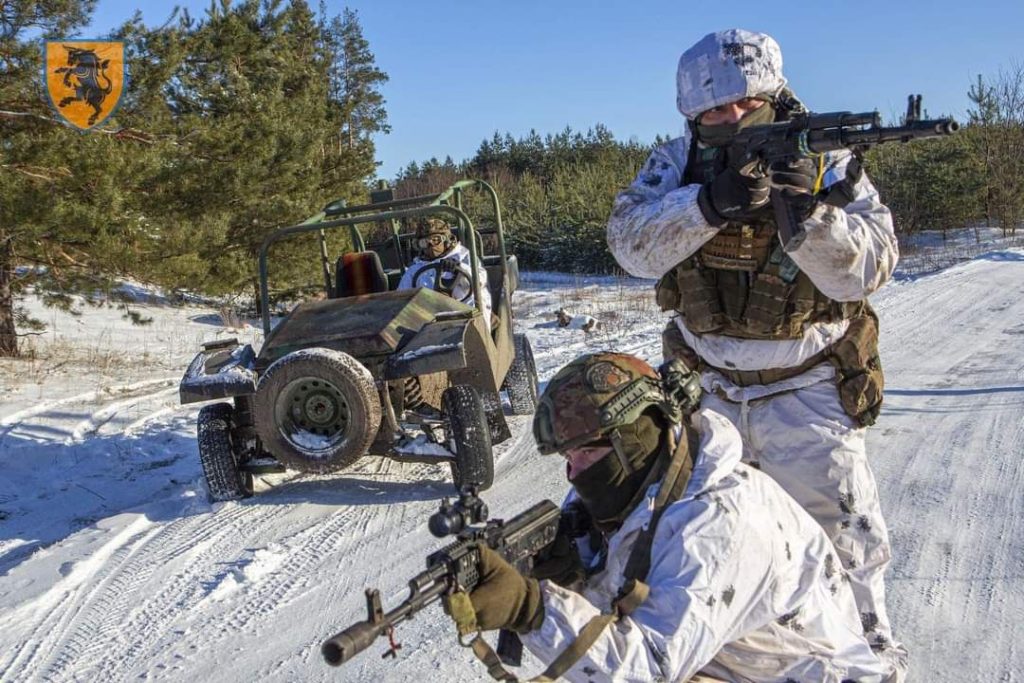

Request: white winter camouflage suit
left=605, top=29, right=905, bottom=673
left=521, top=410, right=894, bottom=682
left=397, top=242, right=492, bottom=330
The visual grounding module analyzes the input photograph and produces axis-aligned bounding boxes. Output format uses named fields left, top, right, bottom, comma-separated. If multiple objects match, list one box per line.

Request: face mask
left=569, top=422, right=663, bottom=533
left=569, top=452, right=657, bottom=533
left=695, top=101, right=776, bottom=147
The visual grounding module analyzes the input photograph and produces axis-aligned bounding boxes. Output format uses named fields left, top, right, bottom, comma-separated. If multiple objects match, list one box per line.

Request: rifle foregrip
left=322, top=621, right=381, bottom=666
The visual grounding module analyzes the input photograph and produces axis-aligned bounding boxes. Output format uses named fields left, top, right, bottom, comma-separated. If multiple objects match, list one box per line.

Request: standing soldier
left=605, top=29, right=905, bottom=675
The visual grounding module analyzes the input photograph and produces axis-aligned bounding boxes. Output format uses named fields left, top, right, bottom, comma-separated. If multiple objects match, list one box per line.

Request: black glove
left=530, top=532, right=585, bottom=588
left=770, top=157, right=822, bottom=222
left=697, top=165, right=771, bottom=227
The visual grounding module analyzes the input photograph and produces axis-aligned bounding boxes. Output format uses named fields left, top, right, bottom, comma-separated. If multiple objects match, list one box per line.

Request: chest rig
left=654, top=143, right=863, bottom=340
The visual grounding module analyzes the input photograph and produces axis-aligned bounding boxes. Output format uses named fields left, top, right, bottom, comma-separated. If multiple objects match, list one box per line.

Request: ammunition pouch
left=826, top=306, right=884, bottom=427
left=661, top=319, right=701, bottom=371
left=654, top=132, right=884, bottom=424
left=661, top=306, right=885, bottom=427
left=654, top=232, right=860, bottom=340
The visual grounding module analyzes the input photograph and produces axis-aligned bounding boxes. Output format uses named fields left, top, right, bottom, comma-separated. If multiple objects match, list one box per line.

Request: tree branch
left=0, top=109, right=166, bottom=145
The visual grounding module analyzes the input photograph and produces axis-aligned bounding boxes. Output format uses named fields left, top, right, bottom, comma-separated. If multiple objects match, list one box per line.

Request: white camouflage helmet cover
left=676, top=29, right=787, bottom=120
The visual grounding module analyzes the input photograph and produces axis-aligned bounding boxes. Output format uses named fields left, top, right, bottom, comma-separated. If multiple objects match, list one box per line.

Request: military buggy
left=179, top=180, right=539, bottom=502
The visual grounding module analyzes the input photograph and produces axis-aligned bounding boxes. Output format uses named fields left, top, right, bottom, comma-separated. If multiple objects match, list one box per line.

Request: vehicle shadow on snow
left=248, top=470, right=454, bottom=507
left=0, top=410, right=471, bottom=577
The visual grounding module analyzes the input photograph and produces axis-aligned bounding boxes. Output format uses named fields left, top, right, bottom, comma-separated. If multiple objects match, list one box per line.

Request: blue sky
left=87, top=0, right=1020, bottom=179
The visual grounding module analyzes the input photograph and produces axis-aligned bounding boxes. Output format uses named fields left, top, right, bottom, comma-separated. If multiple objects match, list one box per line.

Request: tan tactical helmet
left=414, top=217, right=456, bottom=257
left=533, top=352, right=700, bottom=456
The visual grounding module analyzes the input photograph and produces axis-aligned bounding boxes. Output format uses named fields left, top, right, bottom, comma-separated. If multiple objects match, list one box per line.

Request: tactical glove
left=697, top=166, right=771, bottom=227
left=530, top=532, right=585, bottom=588
left=770, top=157, right=822, bottom=222
left=467, top=546, right=545, bottom=633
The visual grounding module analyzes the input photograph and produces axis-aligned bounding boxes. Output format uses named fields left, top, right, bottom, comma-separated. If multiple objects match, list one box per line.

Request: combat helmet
left=676, top=29, right=787, bottom=120
left=414, top=217, right=456, bottom=258
left=533, top=352, right=701, bottom=458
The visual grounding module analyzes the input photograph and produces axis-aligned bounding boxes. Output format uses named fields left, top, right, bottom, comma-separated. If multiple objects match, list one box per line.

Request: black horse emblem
left=54, top=46, right=114, bottom=126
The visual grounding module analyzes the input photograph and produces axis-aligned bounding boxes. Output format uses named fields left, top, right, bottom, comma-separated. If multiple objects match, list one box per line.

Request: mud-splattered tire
left=504, top=333, right=539, bottom=415
left=253, top=348, right=381, bottom=474
left=443, top=385, right=494, bottom=491
left=197, top=402, right=254, bottom=502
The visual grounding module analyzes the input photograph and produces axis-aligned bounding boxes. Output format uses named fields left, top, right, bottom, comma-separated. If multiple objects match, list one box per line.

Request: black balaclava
left=569, top=414, right=666, bottom=533
left=693, top=96, right=777, bottom=148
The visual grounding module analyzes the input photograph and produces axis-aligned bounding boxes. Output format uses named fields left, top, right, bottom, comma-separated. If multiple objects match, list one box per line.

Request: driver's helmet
left=533, top=352, right=669, bottom=455
left=414, top=218, right=456, bottom=259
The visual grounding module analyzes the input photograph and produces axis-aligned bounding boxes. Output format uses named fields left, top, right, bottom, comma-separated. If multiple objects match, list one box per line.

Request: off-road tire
left=504, top=333, right=539, bottom=415
left=443, top=385, right=494, bottom=491
left=253, top=348, right=381, bottom=474
left=197, top=402, right=254, bottom=502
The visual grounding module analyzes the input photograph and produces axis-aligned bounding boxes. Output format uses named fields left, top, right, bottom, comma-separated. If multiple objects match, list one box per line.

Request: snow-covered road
left=1, top=254, right=1022, bottom=681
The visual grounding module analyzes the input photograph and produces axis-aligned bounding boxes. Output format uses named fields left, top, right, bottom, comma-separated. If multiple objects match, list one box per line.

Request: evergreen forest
left=2, top=0, right=1022, bottom=357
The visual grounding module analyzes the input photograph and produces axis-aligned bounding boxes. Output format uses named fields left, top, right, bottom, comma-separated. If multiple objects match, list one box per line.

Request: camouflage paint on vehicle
left=257, top=288, right=475, bottom=371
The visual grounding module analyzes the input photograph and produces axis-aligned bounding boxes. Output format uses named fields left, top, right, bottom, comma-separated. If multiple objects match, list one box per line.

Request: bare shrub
left=217, top=306, right=244, bottom=329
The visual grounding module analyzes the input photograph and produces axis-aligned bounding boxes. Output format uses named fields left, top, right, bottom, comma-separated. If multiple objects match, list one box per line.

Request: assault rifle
left=733, top=94, right=959, bottom=251
left=321, top=488, right=590, bottom=668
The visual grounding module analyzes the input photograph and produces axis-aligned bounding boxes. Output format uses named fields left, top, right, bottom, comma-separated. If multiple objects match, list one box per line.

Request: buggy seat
left=335, top=251, right=388, bottom=298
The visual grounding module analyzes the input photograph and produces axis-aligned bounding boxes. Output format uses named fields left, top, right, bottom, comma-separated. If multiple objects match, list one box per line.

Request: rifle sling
left=470, top=635, right=521, bottom=682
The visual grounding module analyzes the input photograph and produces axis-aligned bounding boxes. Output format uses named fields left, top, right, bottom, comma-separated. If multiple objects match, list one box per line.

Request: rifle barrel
left=841, top=119, right=959, bottom=147
left=322, top=579, right=449, bottom=666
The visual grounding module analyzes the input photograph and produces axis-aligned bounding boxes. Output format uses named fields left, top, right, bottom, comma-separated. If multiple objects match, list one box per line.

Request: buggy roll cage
left=257, top=179, right=508, bottom=336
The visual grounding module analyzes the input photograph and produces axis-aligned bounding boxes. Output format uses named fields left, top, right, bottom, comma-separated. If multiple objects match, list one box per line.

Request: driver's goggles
left=417, top=235, right=446, bottom=249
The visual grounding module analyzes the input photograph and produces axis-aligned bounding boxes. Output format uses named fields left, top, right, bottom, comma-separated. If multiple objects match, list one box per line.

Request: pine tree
left=321, top=7, right=389, bottom=152
left=130, top=0, right=389, bottom=299
left=0, top=0, right=165, bottom=357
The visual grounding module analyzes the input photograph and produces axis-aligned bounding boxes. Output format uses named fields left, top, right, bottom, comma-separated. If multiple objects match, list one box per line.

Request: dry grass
left=1, top=325, right=174, bottom=389
left=896, top=231, right=1024, bottom=278
left=548, top=275, right=660, bottom=340
left=217, top=306, right=245, bottom=329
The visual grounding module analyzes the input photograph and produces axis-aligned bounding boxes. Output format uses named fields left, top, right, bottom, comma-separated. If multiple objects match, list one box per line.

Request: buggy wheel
left=504, top=333, right=539, bottom=415
left=443, top=385, right=494, bottom=491
left=253, top=348, right=381, bottom=474
left=197, top=402, right=254, bottom=502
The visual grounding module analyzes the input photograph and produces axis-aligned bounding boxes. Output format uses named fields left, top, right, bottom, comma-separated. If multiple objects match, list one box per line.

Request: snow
left=1, top=242, right=1023, bottom=681
left=180, top=344, right=256, bottom=387
left=395, top=342, right=462, bottom=363
left=288, top=430, right=335, bottom=451
left=395, top=434, right=452, bottom=458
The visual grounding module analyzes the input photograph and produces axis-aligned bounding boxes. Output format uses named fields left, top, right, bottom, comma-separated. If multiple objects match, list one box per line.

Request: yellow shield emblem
left=44, top=40, right=125, bottom=130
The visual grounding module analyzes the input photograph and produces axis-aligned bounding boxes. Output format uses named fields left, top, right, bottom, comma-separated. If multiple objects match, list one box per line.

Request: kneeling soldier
left=450, top=352, right=896, bottom=682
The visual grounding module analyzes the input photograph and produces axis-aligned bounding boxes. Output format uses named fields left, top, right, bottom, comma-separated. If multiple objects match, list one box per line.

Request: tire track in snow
left=212, top=459, right=440, bottom=641
left=875, top=257, right=1024, bottom=680
left=64, top=386, right=182, bottom=443
left=0, top=377, right=179, bottom=445
left=71, top=504, right=291, bottom=681
left=3, top=504, right=285, bottom=683
left=0, top=518, right=159, bottom=683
